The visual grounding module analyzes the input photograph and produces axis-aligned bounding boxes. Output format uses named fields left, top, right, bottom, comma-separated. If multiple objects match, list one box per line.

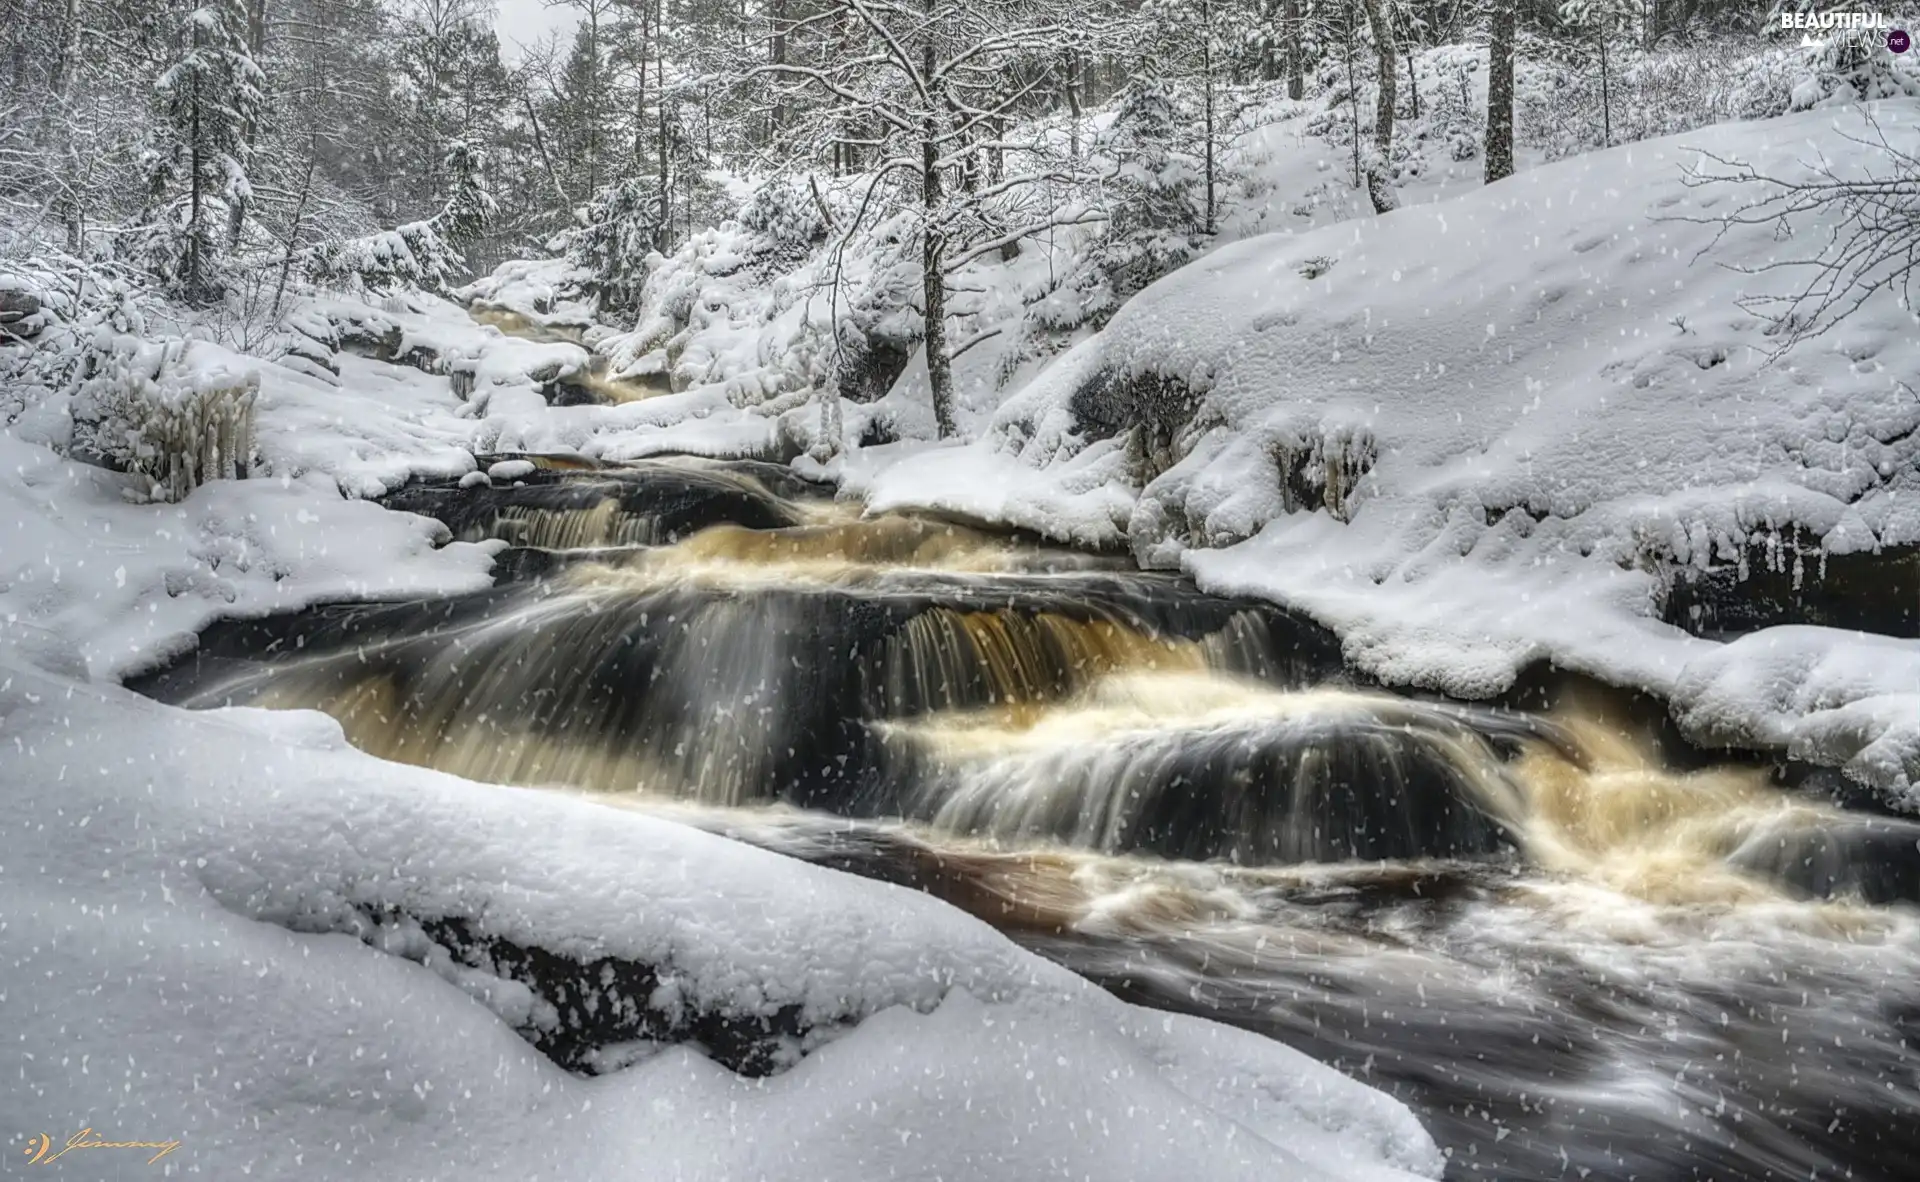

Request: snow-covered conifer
left=143, top=0, right=266, bottom=305
left=1080, top=81, right=1202, bottom=319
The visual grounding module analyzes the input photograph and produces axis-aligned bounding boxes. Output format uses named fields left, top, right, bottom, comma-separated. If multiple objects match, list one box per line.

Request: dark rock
left=0, top=284, right=45, bottom=341
left=837, top=333, right=915, bottom=404
left=1664, top=542, right=1920, bottom=639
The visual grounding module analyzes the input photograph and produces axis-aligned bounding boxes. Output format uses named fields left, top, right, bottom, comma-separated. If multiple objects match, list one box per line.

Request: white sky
left=494, top=0, right=579, bottom=57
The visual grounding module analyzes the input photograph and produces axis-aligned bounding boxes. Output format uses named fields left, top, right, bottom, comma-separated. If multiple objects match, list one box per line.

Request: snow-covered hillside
left=870, top=101, right=1920, bottom=801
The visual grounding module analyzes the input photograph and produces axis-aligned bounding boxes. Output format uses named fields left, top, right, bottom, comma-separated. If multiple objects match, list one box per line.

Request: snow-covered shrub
left=1787, top=26, right=1920, bottom=110
left=737, top=176, right=836, bottom=275
left=0, top=254, right=154, bottom=427
left=1518, top=30, right=1916, bottom=162
left=1413, top=47, right=1485, bottom=164
left=302, top=221, right=462, bottom=296
left=69, top=336, right=257, bottom=502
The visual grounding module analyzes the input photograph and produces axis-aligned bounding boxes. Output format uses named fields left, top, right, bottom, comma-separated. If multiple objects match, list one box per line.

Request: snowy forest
left=8, top=0, right=1920, bottom=1178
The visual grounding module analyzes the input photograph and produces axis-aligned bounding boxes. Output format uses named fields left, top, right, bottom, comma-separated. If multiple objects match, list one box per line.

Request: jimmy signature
left=22, top=1128, right=181, bottom=1166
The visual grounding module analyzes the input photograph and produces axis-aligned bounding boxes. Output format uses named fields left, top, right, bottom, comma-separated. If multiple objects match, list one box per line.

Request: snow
left=2, top=258, right=1440, bottom=1182
left=1673, top=627, right=1920, bottom=800
left=0, top=639, right=1439, bottom=1180
left=8, top=61, right=1920, bottom=1175
left=0, top=431, right=497, bottom=680
left=868, top=101, right=1920, bottom=796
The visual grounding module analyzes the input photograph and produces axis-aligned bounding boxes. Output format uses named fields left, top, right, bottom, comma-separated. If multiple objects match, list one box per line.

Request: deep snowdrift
left=870, top=101, right=1920, bottom=801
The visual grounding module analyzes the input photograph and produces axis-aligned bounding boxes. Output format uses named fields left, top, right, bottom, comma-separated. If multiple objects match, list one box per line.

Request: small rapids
left=131, top=456, right=1920, bottom=1181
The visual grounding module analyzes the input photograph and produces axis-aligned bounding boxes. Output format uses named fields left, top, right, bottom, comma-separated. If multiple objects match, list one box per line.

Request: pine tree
left=567, top=176, right=660, bottom=316
left=148, top=0, right=265, bottom=304
left=1085, top=80, right=1201, bottom=317
left=438, top=139, right=497, bottom=248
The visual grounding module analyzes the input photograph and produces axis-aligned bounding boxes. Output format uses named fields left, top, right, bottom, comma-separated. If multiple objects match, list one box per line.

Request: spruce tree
left=1089, top=81, right=1203, bottom=312
left=149, top=0, right=264, bottom=305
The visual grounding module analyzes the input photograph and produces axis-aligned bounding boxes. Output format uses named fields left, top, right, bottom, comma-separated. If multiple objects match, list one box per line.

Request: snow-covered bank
left=1, top=641, right=1439, bottom=1181
left=869, top=102, right=1920, bottom=802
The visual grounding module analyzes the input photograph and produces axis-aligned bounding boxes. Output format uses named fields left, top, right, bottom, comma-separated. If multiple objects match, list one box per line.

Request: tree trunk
left=1285, top=0, right=1303, bottom=100
left=1202, top=0, right=1218, bottom=232
left=635, top=3, right=649, bottom=168
left=1598, top=31, right=1611, bottom=148
left=586, top=6, right=600, bottom=197
left=1485, top=0, right=1514, bottom=183
left=922, top=5, right=955, bottom=439
left=1359, top=0, right=1396, bottom=214
left=1343, top=4, right=1360, bottom=188
left=1064, top=50, right=1081, bottom=158
left=770, top=0, right=787, bottom=136
left=189, top=72, right=204, bottom=301
left=247, top=0, right=268, bottom=57
left=48, top=0, right=78, bottom=96
left=271, top=150, right=317, bottom=320
left=655, top=0, right=669, bottom=249
left=1405, top=48, right=1418, bottom=118
left=1259, top=0, right=1279, bottom=81
left=1360, top=0, right=1394, bottom=157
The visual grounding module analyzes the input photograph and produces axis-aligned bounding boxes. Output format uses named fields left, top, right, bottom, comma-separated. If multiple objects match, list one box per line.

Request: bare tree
left=754, top=0, right=1109, bottom=436
left=1685, top=115, right=1920, bottom=353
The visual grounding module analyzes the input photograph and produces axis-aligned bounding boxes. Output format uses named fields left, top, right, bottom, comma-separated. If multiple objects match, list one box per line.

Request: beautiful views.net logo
left=1776, top=9, right=1912, bottom=52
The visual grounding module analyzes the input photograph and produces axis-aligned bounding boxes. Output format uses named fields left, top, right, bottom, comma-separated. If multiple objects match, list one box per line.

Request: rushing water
left=467, top=308, right=673, bottom=404
left=133, top=457, right=1920, bottom=1181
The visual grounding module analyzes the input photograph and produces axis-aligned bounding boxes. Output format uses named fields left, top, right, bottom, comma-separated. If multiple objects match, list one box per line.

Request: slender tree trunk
left=655, top=0, right=669, bottom=248
left=189, top=79, right=204, bottom=301
left=1200, top=0, right=1217, bottom=233
left=1343, top=5, right=1360, bottom=187
left=770, top=0, right=787, bottom=137
left=1259, top=0, right=1278, bottom=81
left=49, top=0, right=81, bottom=248
left=247, top=0, right=267, bottom=56
left=271, top=149, right=317, bottom=320
left=1285, top=0, right=1303, bottom=100
left=48, top=0, right=78, bottom=96
left=1485, top=0, right=1514, bottom=183
left=1405, top=48, right=1418, bottom=118
left=586, top=6, right=600, bottom=196
left=922, top=2, right=955, bottom=439
left=635, top=4, right=648, bottom=167
left=1360, top=0, right=1394, bottom=156
left=1358, top=0, right=1396, bottom=213
left=1064, top=49, right=1080, bottom=158
left=1598, top=32, right=1611, bottom=147
left=524, top=92, right=571, bottom=207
